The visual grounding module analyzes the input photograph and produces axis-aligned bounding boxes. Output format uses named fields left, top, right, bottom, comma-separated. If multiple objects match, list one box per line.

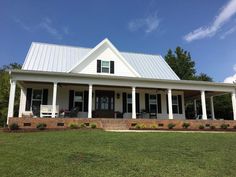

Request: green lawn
left=0, top=130, right=236, bottom=177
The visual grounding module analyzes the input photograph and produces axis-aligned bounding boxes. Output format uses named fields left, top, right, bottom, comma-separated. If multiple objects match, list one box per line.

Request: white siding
left=19, top=84, right=185, bottom=119
left=77, top=47, right=136, bottom=77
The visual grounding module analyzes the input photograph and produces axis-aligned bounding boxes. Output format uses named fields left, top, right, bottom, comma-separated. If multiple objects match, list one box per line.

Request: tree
left=0, top=63, right=21, bottom=126
left=165, top=47, right=196, bottom=80
left=164, top=47, right=233, bottom=119
left=164, top=47, right=213, bottom=82
left=194, top=73, right=213, bottom=82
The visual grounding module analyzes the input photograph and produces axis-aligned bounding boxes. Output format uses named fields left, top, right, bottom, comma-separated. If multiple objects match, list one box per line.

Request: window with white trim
left=172, top=95, right=179, bottom=114
left=101, top=61, right=110, bottom=73
left=127, top=94, right=132, bottom=113
left=149, top=94, right=157, bottom=113
left=74, top=91, right=83, bottom=111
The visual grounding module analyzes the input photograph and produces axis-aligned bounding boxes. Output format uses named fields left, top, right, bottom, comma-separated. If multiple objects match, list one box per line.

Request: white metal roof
left=22, top=42, right=180, bottom=80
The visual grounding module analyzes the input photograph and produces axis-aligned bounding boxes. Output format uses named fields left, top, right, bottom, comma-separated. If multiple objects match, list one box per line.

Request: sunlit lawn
left=0, top=130, right=236, bottom=177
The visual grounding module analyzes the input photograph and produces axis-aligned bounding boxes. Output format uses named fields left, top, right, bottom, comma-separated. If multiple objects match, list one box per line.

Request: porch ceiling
left=183, top=90, right=227, bottom=100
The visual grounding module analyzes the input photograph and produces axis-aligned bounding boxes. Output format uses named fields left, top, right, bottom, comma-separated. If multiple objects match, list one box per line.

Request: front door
left=95, top=90, right=114, bottom=118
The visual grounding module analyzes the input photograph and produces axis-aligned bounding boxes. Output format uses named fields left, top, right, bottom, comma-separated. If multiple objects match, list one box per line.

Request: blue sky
left=1, top=0, right=236, bottom=82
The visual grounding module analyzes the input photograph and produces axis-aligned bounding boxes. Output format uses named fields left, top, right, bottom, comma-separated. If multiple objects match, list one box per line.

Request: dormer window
left=97, top=60, right=114, bottom=74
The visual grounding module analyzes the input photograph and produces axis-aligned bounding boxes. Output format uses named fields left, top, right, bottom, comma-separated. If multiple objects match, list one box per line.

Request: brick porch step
left=101, top=119, right=129, bottom=130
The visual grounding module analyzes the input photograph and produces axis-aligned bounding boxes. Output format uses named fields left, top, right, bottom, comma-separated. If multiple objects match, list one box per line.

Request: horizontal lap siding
left=19, top=83, right=185, bottom=119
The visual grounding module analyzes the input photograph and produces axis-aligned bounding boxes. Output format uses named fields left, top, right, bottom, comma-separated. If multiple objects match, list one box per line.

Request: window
left=172, top=95, right=179, bottom=114
left=74, top=91, right=83, bottom=111
left=31, top=89, right=43, bottom=110
left=149, top=95, right=157, bottom=113
left=101, top=61, right=110, bottom=73
left=31, top=89, right=43, bottom=116
left=127, top=94, right=132, bottom=113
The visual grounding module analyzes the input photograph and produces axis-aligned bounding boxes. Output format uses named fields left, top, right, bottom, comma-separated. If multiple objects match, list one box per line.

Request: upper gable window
left=101, top=61, right=110, bottom=73
left=97, top=60, right=114, bottom=74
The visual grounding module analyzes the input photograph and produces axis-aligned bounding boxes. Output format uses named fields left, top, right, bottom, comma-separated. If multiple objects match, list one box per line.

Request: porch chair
left=40, top=105, right=59, bottom=118
left=64, top=107, right=80, bottom=118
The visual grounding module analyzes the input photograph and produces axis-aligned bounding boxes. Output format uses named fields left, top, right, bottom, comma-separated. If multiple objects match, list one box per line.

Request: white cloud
left=128, top=12, right=160, bottom=34
left=14, top=17, right=66, bottom=40
left=224, top=74, right=236, bottom=83
left=220, top=25, right=236, bottom=39
left=14, top=18, right=32, bottom=32
left=234, top=64, right=236, bottom=71
left=224, top=64, right=236, bottom=83
left=39, top=17, right=62, bottom=40
left=184, top=0, right=236, bottom=42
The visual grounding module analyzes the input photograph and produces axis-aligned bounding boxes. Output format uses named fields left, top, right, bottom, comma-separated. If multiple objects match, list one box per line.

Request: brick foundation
left=8, top=117, right=236, bottom=130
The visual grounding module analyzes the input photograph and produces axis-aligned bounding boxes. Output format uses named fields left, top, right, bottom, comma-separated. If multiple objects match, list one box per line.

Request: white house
left=7, top=38, right=236, bottom=124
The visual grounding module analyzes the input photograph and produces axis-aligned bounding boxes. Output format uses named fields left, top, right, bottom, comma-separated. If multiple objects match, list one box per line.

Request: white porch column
left=132, top=87, right=136, bottom=119
left=168, top=89, right=173, bottom=119
left=7, top=80, right=16, bottom=124
left=52, top=82, right=58, bottom=118
left=193, top=99, right=197, bottom=117
left=18, top=88, right=26, bottom=117
left=88, top=84, right=93, bottom=118
left=232, top=91, right=236, bottom=120
left=201, top=90, right=207, bottom=120
left=210, top=96, right=215, bottom=119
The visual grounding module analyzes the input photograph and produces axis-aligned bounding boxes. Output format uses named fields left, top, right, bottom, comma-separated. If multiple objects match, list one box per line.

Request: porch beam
left=210, top=96, right=215, bottom=119
left=168, top=89, right=173, bottom=119
left=52, top=82, right=58, bottom=118
left=201, top=90, right=207, bottom=120
left=88, top=84, right=93, bottom=118
left=232, top=91, right=236, bottom=120
left=12, top=71, right=235, bottom=93
left=132, top=87, right=136, bottom=119
left=7, top=80, right=16, bottom=124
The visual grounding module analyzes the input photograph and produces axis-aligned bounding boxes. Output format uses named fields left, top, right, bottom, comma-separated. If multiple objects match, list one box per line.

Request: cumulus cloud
left=128, top=12, right=160, bottom=34
left=224, top=74, right=236, bottom=83
left=224, top=64, right=236, bottom=83
left=184, top=0, right=236, bottom=42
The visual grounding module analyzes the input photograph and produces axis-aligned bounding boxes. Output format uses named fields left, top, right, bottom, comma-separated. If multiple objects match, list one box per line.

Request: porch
left=7, top=70, right=236, bottom=124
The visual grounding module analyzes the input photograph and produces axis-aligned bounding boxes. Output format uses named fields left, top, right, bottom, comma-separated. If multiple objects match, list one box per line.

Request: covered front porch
left=7, top=70, right=236, bottom=124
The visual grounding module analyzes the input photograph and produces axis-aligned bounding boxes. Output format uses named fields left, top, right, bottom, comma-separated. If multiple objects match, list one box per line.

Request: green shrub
left=150, top=124, right=157, bottom=129
left=9, top=123, right=19, bottom=130
left=182, top=122, right=190, bottom=129
left=36, top=123, right=47, bottom=130
left=140, top=124, right=146, bottom=129
left=135, top=124, right=141, bottom=129
left=220, top=124, right=229, bottom=129
left=210, top=125, right=216, bottom=130
left=199, top=125, right=204, bottom=129
left=90, top=123, right=97, bottom=129
left=168, top=123, right=175, bottom=129
left=80, top=123, right=86, bottom=128
left=69, top=123, right=78, bottom=129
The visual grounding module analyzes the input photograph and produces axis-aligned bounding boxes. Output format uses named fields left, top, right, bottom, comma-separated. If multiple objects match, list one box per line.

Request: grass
left=0, top=130, right=236, bottom=177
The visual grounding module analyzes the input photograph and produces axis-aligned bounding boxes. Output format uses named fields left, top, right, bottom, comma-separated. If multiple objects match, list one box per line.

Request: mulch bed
left=3, top=128, right=101, bottom=133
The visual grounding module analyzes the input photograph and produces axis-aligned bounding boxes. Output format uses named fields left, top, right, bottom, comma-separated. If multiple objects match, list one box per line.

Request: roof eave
left=10, top=69, right=236, bottom=88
